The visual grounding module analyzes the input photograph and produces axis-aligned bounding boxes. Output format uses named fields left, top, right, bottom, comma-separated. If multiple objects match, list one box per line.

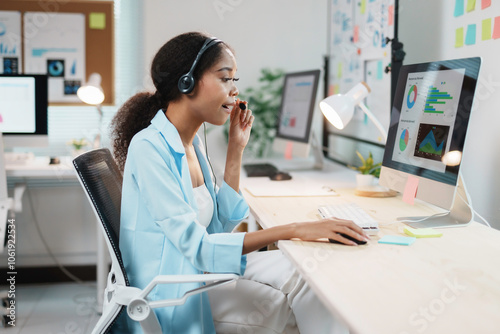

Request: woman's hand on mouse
left=293, top=218, right=370, bottom=246
left=228, top=99, right=254, bottom=150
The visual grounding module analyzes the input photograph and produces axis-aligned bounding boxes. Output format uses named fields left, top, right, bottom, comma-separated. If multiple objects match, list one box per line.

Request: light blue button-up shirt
left=114, top=110, right=249, bottom=333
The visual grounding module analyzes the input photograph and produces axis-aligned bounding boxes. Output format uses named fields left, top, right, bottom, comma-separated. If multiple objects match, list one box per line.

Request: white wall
left=399, top=0, right=500, bottom=229
left=142, top=0, right=327, bottom=94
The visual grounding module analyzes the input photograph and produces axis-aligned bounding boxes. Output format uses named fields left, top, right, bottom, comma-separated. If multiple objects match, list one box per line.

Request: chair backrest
left=73, top=148, right=129, bottom=286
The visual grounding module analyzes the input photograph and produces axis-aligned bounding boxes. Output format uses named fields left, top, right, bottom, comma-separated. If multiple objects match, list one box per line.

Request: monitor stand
left=275, top=131, right=324, bottom=172
left=397, top=174, right=473, bottom=229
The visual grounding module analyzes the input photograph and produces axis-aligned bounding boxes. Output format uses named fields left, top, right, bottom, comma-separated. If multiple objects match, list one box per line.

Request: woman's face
left=188, top=47, right=239, bottom=126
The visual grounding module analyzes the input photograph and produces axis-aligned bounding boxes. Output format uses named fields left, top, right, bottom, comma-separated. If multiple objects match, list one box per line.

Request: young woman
left=111, top=32, right=367, bottom=334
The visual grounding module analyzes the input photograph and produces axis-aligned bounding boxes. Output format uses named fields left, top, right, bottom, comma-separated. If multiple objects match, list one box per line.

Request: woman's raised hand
left=228, top=99, right=254, bottom=150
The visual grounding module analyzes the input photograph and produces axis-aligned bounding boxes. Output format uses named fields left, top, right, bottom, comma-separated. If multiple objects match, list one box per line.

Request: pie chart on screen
left=400, top=129, right=409, bottom=151
left=407, top=85, right=417, bottom=109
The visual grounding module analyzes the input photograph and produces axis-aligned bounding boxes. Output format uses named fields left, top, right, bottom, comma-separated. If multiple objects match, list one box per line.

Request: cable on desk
left=458, top=189, right=491, bottom=228
left=26, top=184, right=96, bottom=288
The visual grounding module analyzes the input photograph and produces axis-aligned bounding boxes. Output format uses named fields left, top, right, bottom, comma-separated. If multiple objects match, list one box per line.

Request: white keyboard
left=318, top=203, right=379, bottom=235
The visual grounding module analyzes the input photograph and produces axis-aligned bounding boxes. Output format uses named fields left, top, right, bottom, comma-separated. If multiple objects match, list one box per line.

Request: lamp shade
left=319, top=82, right=371, bottom=129
left=77, top=73, right=105, bottom=105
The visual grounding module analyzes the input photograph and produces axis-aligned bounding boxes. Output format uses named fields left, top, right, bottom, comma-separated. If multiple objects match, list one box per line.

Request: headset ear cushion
left=178, top=74, right=195, bottom=94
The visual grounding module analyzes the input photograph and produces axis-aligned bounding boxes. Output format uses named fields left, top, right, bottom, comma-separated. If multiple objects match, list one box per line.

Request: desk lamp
left=77, top=73, right=105, bottom=148
left=319, top=82, right=387, bottom=142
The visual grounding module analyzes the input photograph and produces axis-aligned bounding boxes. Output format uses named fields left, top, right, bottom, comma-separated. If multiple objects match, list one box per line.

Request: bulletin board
left=326, top=0, right=396, bottom=146
left=0, top=0, right=114, bottom=105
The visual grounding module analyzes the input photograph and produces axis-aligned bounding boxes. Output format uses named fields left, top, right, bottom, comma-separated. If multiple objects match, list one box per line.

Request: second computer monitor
left=0, top=74, right=49, bottom=148
left=273, top=70, right=320, bottom=158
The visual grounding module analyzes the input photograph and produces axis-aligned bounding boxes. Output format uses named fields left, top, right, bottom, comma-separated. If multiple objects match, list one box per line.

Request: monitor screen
left=275, top=70, right=320, bottom=143
left=0, top=74, right=48, bottom=148
left=380, top=57, right=481, bottom=210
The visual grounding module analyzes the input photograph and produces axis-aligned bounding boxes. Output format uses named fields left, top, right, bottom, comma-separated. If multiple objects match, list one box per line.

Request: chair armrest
left=126, top=273, right=239, bottom=333
left=139, top=273, right=239, bottom=299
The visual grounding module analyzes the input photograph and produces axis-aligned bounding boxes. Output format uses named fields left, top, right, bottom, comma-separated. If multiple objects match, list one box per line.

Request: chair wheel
left=1, top=298, right=13, bottom=308
left=2, top=314, right=15, bottom=327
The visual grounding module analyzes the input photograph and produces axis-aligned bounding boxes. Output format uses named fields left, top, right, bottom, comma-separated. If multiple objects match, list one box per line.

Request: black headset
left=178, top=37, right=222, bottom=94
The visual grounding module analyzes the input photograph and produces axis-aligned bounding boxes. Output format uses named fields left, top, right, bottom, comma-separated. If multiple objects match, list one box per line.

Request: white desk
left=6, top=156, right=76, bottom=179
left=241, top=160, right=500, bottom=334
left=5, top=157, right=107, bottom=311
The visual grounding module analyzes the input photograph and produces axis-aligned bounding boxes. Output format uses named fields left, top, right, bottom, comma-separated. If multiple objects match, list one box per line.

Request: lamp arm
left=357, top=102, right=387, bottom=143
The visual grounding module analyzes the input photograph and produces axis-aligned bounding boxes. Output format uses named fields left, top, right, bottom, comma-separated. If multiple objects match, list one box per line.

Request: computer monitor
left=272, top=69, right=321, bottom=167
left=379, top=57, right=481, bottom=228
left=0, top=74, right=49, bottom=148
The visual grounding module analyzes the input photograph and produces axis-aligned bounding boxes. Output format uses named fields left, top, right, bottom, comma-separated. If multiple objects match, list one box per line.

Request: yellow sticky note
left=455, top=27, right=464, bottom=47
left=466, top=0, right=476, bottom=12
left=338, top=62, right=343, bottom=78
left=482, top=18, right=492, bottom=40
left=89, top=12, right=106, bottom=30
left=404, top=226, right=443, bottom=238
left=361, top=0, right=366, bottom=14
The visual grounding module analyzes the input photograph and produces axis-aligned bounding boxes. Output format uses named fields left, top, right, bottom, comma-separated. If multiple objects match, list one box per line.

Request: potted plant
left=351, top=151, right=381, bottom=187
left=68, top=138, right=89, bottom=157
left=224, top=68, right=285, bottom=158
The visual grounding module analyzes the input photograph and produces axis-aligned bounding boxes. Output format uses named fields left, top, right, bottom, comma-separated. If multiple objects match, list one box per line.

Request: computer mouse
left=329, top=233, right=367, bottom=245
left=270, top=172, right=292, bottom=181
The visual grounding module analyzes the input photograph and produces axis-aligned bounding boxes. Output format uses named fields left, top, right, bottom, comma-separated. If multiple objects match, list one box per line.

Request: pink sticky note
left=328, top=84, right=335, bottom=96
left=388, top=5, right=394, bottom=26
left=353, top=25, right=360, bottom=43
left=284, top=141, right=293, bottom=160
left=482, top=0, right=491, bottom=9
left=403, top=175, right=419, bottom=205
left=493, top=16, right=500, bottom=39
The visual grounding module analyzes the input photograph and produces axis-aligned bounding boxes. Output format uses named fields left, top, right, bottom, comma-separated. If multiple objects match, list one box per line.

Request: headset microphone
left=178, top=37, right=222, bottom=94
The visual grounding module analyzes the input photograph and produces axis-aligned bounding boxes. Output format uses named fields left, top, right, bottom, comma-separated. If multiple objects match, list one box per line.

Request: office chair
left=73, top=148, right=238, bottom=334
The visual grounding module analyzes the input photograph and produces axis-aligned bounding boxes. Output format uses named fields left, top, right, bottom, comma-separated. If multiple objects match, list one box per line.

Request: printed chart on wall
left=24, top=12, right=85, bottom=103
left=0, top=11, right=22, bottom=74
left=391, top=69, right=465, bottom=173
left=328, top=0, right=395, bottom=144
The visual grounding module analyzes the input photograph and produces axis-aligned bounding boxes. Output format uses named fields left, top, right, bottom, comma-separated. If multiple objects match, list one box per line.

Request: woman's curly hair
left=111, top=32, right=233, bottom=171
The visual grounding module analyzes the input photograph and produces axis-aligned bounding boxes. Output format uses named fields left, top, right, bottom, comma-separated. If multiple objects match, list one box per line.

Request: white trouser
left=207, top=250, right=349, bottom=334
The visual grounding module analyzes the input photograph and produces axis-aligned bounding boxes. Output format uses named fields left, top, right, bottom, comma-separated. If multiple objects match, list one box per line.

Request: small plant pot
left=356, top=174, right=375, bottom=188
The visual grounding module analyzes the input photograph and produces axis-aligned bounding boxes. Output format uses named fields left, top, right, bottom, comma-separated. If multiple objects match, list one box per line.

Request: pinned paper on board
left=402, top=175, right=419, bottom=205
left=388, top=5, right=394, bottom=26
left=328, top=84, right=335, bottom=96
left=482, top=0, right=491, bottom=9
left=353, top=25, right=360, bottom=43
left=455, top=27, right=464, bottom=47
left=284, top=141, right=293, bottom=160
left=360, top=0, right=366, bottom=14
left=465, top=24, right=477, bottom=45
left=482, top=18, right=492, bottom=40
left=454, top=0, right=465, bottom=17
left=493, top=16, right=500, bottom=39
left=0, top=11, right=22, bottom=74
left=89, top=12, right=106, bottom=30
left=377, top=60, right=383, bottom=80
left=466, top=0, right=476, bottom=12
